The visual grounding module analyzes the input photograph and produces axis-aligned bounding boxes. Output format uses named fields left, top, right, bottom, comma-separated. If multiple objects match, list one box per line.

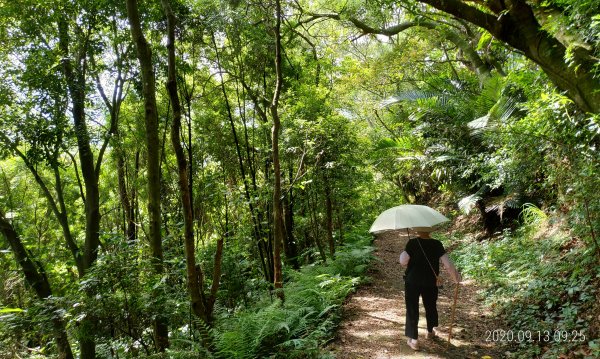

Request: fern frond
left=458, top=193, right=481, bottom=214
left=468, top=96, right=519, bottom=136
left=520, top=203, right=548, bottom=228
left=380, top=90, right=434, bottom=107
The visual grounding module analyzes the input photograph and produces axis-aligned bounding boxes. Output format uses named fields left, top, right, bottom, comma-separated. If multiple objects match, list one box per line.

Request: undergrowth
left=448, top=223, right=600, bottom=359
left=165, top=231, right=374, bottom=359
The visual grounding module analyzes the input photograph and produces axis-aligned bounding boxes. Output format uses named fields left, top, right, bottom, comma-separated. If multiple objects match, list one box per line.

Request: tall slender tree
left=124, top=0, right=169, bottom=350
left=160, top=0, right=224, bottom=323
left=270, top=0, right=285, bottom=301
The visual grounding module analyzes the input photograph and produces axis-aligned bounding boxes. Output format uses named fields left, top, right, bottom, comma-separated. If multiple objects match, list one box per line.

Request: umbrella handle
left=447, top=282, right=460, bottom=347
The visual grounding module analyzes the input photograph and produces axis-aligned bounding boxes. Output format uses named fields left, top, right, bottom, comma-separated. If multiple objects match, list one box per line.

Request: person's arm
left=399, top=251, right=410, bottom=266
left=440, top=253, right=462, bottom=283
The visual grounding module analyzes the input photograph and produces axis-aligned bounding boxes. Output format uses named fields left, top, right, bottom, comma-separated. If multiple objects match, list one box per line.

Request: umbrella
left=368, top=204, right=449, bottom=234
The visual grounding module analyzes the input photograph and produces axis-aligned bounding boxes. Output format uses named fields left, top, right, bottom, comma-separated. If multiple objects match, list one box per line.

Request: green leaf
left=476, top=31, right=493, bottom=50
left=0, top=307, right=24, bottom=314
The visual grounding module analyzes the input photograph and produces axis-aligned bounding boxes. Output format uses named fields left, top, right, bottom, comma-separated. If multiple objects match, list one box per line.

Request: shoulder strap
left=416, top=238, right=439, bottom=279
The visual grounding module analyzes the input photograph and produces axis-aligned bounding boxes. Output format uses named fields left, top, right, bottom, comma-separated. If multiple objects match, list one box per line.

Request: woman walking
left=399, top=229, right=461, bottom=351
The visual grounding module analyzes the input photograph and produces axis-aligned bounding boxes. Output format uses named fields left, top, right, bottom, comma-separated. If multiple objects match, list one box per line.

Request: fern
left=211, top=234, right=373, bottom=359
left=520, top=203, right=548, bottom=229
left=380, top=90, right=436, bottom=107
left=458, top=193, right=482, bottom=214
left=468, top=96, right=519, bottom=137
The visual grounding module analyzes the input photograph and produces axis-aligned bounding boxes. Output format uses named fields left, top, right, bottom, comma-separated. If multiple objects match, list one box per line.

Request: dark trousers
left=404, top=282, right=439, bottom=339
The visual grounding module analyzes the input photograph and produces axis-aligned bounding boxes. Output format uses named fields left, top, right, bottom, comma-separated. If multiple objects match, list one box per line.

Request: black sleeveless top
left=404, top=237, right=446, bottom=287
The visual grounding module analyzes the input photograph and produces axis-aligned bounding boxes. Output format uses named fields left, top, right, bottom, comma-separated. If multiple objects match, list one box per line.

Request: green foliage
left=499, top=91, right=600, bottom=243
left=0, top=295, right=71, bottom=358
left=209, top=234, right=373, bottom=359
left=452, top=227, right=599, bottom=358
left=538, top=0, right=600, bottom=76
left=519, top=204, right=548, bottom=231
left=0, top=0, right=599, bottom=357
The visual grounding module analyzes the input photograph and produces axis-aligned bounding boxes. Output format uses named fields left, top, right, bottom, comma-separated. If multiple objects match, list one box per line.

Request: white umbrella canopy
left=369, top=204, right=449, bottom=234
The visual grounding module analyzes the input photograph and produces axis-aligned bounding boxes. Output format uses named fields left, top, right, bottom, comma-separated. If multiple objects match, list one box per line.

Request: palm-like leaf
left=458, top=193, right=482, bottom=214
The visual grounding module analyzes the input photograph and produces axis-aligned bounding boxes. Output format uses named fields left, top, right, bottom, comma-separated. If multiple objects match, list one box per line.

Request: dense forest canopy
left=0, top=0, right=598, bottom=358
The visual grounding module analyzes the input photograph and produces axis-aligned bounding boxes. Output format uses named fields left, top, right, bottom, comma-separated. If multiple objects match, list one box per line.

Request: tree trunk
left=50, top=166, right=84, bottom=276
left=207, top=234, right=224, bottom=316
left=308, top=189, right=327, bottom=262
left=263, top=159, right=276, bottom=283
left=125, top=0, right=169, bottom=350
left=270, top=0, right=285, bottom=301
left=336, top=206, right=344, bottom=243
left=282, top=170, right=299, bottom=268
left=57, top=15, right=102, bottom=359
left=95, top=57, right=130, bottom=243
left=0, top=210, right=74, bottom=359
left=161, top=0, right=216, bottom=324
left=418, top=0, right=600, bottom=113
left=57, top=17, right=100, bottom=273
left=213, top=36, right=272, bottom=284
left=117, top=153, right=136, bottom=242
left=324, top=180, right=335, bottom=258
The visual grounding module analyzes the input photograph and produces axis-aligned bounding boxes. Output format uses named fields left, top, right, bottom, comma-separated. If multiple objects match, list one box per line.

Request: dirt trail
left=327, top=232, right=507, bottom=359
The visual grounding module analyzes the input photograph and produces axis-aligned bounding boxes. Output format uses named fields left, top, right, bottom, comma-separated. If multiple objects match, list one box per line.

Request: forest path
left=326, top=232, right=507, bottom=359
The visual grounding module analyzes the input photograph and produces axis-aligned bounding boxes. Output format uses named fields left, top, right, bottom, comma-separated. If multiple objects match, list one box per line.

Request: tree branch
left=307, top=12, right=492, bottom=80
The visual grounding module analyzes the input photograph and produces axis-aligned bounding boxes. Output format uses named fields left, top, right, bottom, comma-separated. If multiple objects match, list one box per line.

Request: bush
left=451, top=226, right=599, bottom=358
left=208, top=233, right=374, bottom=359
